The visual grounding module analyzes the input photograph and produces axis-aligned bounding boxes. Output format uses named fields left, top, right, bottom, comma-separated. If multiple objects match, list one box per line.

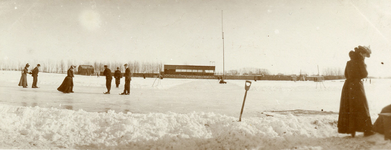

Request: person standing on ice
left=31, top=64, right=40, bottom=88
left=18, top=63, right=30, bottom=88
left=120, top=64, right=131, bottom=95
left=114, top=67, right=122, bottom=88
left=338, top=46, right=374, bottom=137
left=103, top=65, right=112, bottom=94
left=57, top=65, right=75, bottom=93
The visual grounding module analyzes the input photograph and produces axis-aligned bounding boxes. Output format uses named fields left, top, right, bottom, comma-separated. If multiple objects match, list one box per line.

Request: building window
left=205, top=70, right=214, bottom=73
left=176, top=69, right=186, bottom=72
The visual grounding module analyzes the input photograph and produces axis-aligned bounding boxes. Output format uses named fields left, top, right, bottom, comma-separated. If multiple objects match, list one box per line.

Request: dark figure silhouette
left=103, top=65, right=112, bottom=94
left=57, top=66, right=75, bottom=93
left=114, top=67, right=122, bottom=88
left=338, top=46, right=374, bottom=137
left=121, top=64, right=131, bottom=95
left=31, top=64, right=40, bottom=88
left=18, top=63, right=30, bottom=88
left=373, top=104, right=391, bottom=134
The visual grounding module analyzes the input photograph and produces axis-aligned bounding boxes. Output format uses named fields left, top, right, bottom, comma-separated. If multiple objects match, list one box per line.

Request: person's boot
left=104, top=92, right=110, bottom=94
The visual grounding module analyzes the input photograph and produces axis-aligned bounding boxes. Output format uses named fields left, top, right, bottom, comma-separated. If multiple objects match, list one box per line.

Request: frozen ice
left=0, top=71, right=390, bottom=149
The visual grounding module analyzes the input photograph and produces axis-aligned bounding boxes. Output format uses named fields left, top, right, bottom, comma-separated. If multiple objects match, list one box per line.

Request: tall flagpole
left=222, top=10, right=225, bottom=80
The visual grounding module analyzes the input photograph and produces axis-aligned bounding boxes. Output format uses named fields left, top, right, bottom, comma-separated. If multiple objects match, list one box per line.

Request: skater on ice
left=114, top=67, right=122, bottom=88
left=18, top=63, right=29, bottom=88
left=338, top=45, right=374, bottom=137
left=103, top=65, right=113, bottom=94
left=57, top=65, right=75, bottom=93
left=120, top=64, right=131, bottom=95
left=31, top=64, right=40, bottom=88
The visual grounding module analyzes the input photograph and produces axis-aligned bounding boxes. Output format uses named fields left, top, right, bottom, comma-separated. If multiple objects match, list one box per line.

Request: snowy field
left=0, top=70, right=390, bottom=149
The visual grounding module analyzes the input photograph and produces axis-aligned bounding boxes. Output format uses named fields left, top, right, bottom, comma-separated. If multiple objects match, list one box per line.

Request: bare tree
left=60, top=60, right=65, bottom=73
left=134, top=61, right=140, bottom=73
left=239, top=67, right=270, bottom=75
left=323, top=67, right=343, bottom=76
left=228, top=70, right=240, bottom=75
left=127, top=61, right=133, bottom=73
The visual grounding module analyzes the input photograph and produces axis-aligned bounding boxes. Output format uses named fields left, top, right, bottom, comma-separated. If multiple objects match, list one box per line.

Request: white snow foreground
left=0, top=105, right=389, bottom=149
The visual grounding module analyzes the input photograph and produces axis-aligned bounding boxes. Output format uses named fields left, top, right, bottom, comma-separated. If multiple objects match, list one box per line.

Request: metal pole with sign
left=239, top=80, right=252, bottom=122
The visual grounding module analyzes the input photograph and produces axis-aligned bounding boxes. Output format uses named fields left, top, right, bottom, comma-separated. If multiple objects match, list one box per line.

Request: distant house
left=78, top=65, right=94, bottom=75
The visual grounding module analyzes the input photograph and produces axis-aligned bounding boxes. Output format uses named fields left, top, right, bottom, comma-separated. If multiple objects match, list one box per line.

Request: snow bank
left=1, top=104, right=390, bottom=149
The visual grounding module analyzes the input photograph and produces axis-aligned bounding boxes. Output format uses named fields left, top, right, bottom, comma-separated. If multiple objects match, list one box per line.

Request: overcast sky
left=1, top=0, right=390, bottom=76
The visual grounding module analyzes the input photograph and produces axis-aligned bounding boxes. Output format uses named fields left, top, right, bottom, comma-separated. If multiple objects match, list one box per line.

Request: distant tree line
left=322, top=67, right=343, bottom=76
left=0, top=60, right=163, bottom=74
left=0, top=59, right=344, bottom=78
left=225, top=68, right=270, bottom=76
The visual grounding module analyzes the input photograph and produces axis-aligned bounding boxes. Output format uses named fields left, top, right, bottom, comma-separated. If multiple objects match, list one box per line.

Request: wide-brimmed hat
left=25, top=63, right=30, bottom=67
left=354, top=45, right=371, bottom=57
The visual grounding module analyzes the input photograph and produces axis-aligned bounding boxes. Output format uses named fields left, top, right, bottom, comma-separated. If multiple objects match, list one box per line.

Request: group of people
left=56, top=63, right=132, bottom=95
left=19, top=63, right=132, bottom=95
left=102, top=63, right=132, bottom=95
left=18, top=63, right=41, bottom=88
left=338, top=45, right=389, bottom=138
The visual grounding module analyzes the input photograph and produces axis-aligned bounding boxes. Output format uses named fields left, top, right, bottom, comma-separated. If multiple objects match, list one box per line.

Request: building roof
left=164, top=64, right=215, bottom=70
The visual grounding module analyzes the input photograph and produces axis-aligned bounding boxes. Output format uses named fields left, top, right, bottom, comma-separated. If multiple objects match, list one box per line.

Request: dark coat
left=58, top=68, right=74, bottom=93
left=18, top=67, right=28, bottom=87
left=124, top=68, right=131, bottom=81
left=32, top=67, right=39, bottom=77
left=114, top=70, right=122, bottom=79
left=338, top=52, right=372, bottom=134
left=67, top=68, right=74, bottom=78
left=103, top=68, right=112, bottom=79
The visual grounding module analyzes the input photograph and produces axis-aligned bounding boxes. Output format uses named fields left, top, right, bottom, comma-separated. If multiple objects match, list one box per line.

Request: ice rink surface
left=1, top=71, right=390, bottom=149
left=1, top=71, right=389, bottom=116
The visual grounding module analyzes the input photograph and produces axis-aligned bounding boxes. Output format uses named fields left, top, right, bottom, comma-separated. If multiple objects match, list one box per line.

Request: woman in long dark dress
left=338, top=46, right=374, bottom=137
left=18, top=63, right=30, bottom=88
left=57, top=66, right=75, bottom=93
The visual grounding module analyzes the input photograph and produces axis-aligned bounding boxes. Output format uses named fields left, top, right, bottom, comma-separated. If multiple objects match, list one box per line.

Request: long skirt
left=57, top=76, right=73, bottom=93
left=373, top=104, right=391, bottom=134
left=18, top=74, right=28, bottom=87
left=338, top=80, right=373, bottom=134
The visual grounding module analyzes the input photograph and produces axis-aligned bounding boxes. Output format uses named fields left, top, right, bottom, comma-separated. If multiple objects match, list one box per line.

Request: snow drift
left=1, top=104, right=390, bottom=149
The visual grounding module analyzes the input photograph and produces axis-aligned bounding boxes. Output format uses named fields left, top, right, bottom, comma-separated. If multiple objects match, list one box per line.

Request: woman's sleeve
left=344, top=62, right=348, bottom=79
left=358, top=61, right=368, bottom=78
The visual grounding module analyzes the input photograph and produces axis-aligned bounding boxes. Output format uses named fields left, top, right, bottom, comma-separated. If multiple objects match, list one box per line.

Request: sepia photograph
left=0, top=0, right=390, bottom=149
